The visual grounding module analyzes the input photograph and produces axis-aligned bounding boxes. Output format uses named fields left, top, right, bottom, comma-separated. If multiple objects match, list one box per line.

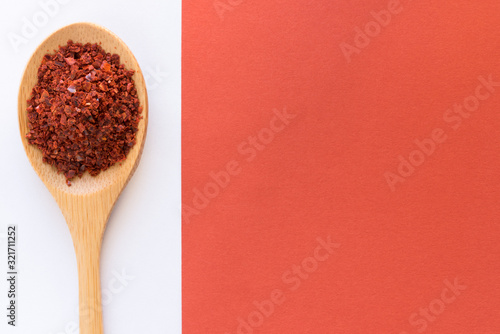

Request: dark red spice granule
left=26, top=40, right=142, bottom=186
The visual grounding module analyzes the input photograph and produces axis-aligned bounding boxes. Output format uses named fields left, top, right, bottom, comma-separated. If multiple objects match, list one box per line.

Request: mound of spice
left=26, top=40, right=142, bottom=186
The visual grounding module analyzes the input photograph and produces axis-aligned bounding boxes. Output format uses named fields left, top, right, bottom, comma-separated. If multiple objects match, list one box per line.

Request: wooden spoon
left=18, top=22, right=148, bottom=334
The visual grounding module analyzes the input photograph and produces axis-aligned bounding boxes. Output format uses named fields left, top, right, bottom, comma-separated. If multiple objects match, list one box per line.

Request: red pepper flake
left=60, top=113, right=67, bottom=125
left=83, top=81, right=91, bottom=92
left=64, top=57, right=76, bottom=65
left=26, top=40, right=142, bottom=186
left=100, top=60, right=111, bottom=72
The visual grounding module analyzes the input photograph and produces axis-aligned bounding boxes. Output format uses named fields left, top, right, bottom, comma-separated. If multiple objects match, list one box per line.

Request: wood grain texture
left=18, top=22, right=148, bottom=334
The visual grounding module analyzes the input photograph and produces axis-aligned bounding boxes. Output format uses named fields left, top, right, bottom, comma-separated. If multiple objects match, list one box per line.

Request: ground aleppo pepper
left=26, top=40, right=142, bottom=186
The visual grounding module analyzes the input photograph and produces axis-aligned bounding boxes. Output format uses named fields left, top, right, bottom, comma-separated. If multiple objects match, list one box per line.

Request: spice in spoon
left=25, top=40, right=142, bottom=186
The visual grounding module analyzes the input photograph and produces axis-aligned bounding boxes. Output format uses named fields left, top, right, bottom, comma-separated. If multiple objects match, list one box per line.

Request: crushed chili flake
left=26, top=40, right=142, bottom=186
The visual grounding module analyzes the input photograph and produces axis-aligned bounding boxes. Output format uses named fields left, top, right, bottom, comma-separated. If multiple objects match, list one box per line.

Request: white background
left=0, top=0, right=181, bottom=333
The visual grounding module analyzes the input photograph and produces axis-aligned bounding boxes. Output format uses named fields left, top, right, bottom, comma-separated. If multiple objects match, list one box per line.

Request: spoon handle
left=74, top=240, right=104, bottom=334
left=61, top=193, right=111, bottom=334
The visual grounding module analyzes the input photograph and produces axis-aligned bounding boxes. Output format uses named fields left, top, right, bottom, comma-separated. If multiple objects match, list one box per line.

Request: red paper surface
left=183, top=1, right=500, bottom=332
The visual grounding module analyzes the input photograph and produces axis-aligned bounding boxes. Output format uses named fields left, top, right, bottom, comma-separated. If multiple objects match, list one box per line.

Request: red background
left=183, top=1, right=500, bottom=332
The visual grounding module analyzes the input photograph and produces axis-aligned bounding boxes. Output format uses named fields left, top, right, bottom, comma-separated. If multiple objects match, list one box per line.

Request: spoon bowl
left=18, top=22, right=148, bottom=334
